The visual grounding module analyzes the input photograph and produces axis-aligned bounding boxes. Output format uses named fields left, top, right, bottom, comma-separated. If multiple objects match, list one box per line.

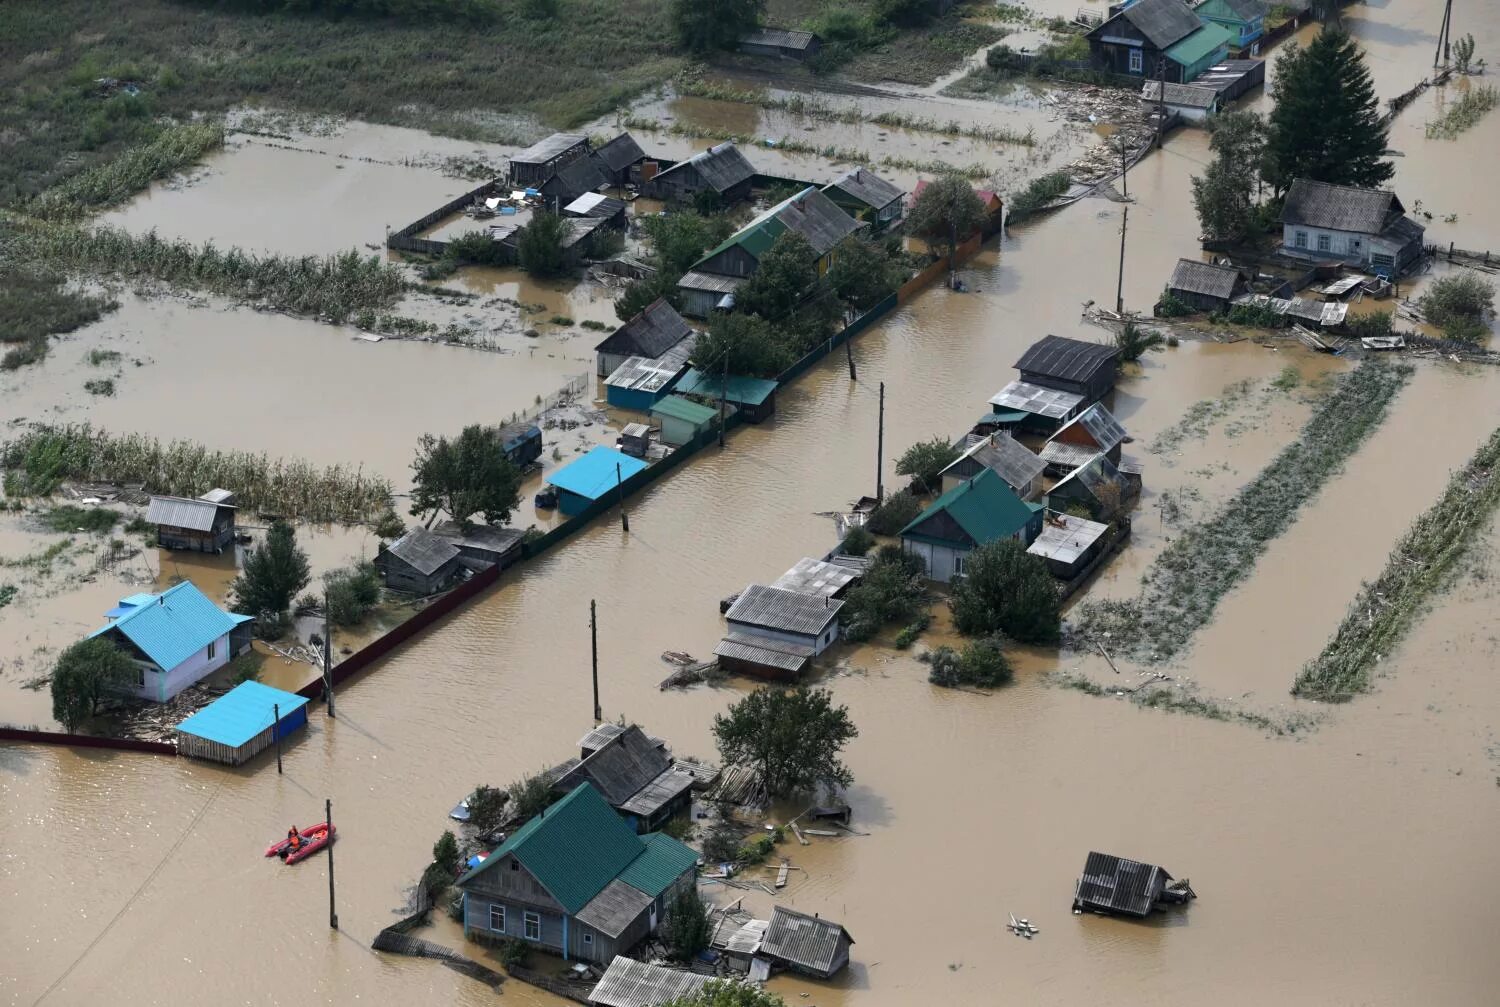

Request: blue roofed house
left=456, top=782, right=698, bottom=966
left=175, top=680, right=309, bottom=765
left=1194, top=0, right=1266, bottom=52
left=90, top=582, right=255, bottom=703
left=546, top=446, right=648, bottom=516
left=899, top=468, right=1044, bottom=584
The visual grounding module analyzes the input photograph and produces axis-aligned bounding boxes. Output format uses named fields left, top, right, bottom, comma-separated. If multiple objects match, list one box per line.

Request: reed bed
left=1293, top=425, right=1500, bottom=701
left=28, top=123, right=226, bottom=222
left=1425, top=86, right=1498, bottom=140
left=1072, top=361, right=1414, bottom=662
left=1, top=424, right=392, bottom=525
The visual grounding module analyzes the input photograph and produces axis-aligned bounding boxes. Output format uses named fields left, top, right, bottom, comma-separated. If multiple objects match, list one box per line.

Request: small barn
left=593, top=132, right=647, bottom=186
left=596, top=298, right=695, bottom=378
left=1046, top=452, right=1134, bottom=522
left=540, top=154, right=609, bottom=207
left=738, top=28, right=822, bottom=61
left=546, top=446, right=648, bottom=516
left=822, top=167, right=905, bottom=232
left=1015, top=335, right=1119, bottom=405
left=899, top=468, right=1043, bottom=584
left=431, top=521, right=525, bottom=572
left=643, top=142, right=756, bottom=205
left=717, top=584, right=843, bottom=681
left=1027, top=512, right=1112, bottom=579
left=507, top=132, right=591, bottom=188
left=375, top=526, right=465, bottom=595
left=564, top=192, right=629, bottom=231
left=676, top=270, right=746, bottom=318
left=552, top=724, right=695, bottom=833
left=675, top=369, right=778, bottom=423
left=588, top=956, right=709, bottom=1007
left=499, top=421, right=544, bottom=468
left=1140, top=81, right=1220, bottom=124
left=175, top=680, right=309, bottom=766
left=1073, top=851, right=1195, bottom=917
left=1039, top=402, right=1127, bottom=474
left=650, top=394, right=719, bottom=447
left=760, top=906, right=854, bottom=979
left=940, top=432, right=1046, bottom=501
left=146, top=490, right=237, bottom=553
left=1164, top=258, right=1247, bottom=313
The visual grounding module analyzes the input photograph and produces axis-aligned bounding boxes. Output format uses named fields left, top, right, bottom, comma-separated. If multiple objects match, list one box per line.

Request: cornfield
left=28, top=123, right=227, bottom=222
left=1293, top=424, right=1500, bottom=701
left=1, top=424, right=392, bottom=525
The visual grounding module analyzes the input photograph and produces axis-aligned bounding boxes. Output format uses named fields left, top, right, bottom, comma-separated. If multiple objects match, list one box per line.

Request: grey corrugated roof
left=761, top=906, right=852, bottom=973
left=385, top=526, right=461, bottom=576
left=677, top=270, right=746, bottom=294
left=618, top=766, right=695, bottom=817
left=714, top=634, right=811, bottom=673
left=1027, top=513, right=1110, bottom=565
left=989, top=380, right=1084, bottom=420
left=1074, top=851, right=1171, bottom=917
left=1281, top=179, right=1404, bottom=235
left=1116, top=0, right=1203, bottom=49
left=577, top=722, right=667, bottom=753
left=551, top=155, right=608, bottom=196
left=589, top=956, right=709, bottom=1007
left=556, top=725, right=672, bottom=806
left=576, top=881, right=655, bottom=941
left=431, top=520, right=525, bottom=557
left=825, top=168, right=903, bottom=211
left=595, top=132, right=646, bottom=173
left=1201, top=0, right=1267, bottom=20
left=1169, top=258, right=1243, bottom=298
left=943, top=433, right=1046, bottom=494
left=597, top=298, right=693, bottom=359
left=741, top=27, right=819, bottom=50
left=1049, top=452, right=1123, bottom=498
left=1141, top=81, right=1219, bottom=109
left=774, top=187, right=862, bottom=256
left=771, top=557, right=860, bottom=599
left=511, top=132, right=588, bottom=165
left=715, top=917, right=769, bottom=955
left=145, top=495, right=222, bottom=532
left=658, top=142, right=756, bottom=194
left=726, top=584, right=841, bottom=637
left=1014, top=335, right=1119, bottom=385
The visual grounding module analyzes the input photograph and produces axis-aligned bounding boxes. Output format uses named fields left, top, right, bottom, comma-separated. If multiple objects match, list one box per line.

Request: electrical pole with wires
left=875, top=382, right=885, bottom=504
left=1155, top=58, right=1167, bottom=150
left=1116, top=206, right=1129, bottom=315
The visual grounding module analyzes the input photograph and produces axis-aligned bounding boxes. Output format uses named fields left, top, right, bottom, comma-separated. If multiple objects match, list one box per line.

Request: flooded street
left=7, top=1, right=1500, bottom=1004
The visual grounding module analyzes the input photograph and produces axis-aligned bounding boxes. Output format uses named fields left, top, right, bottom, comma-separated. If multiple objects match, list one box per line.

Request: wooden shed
left=643, top=142, right=756, bottom=204
left=431, top=521, right=526, bottom=572
left=760, top=906, right=854, bottom=979
left=146, top=490, right=236, bottom=553
left=1073, top=851, right=1195, bottom=917
left=375, top=526, right=465, bottom=595
left=1015, top=335, right=1119, bottom=405
left=175, top=680, right=309, bottom=766
left=650, top=394, right=719, bottom=447
left=738, top=27, right=823, bottom=61
left=1164, top=258, right=1247, bottom=313
left=507, top=132, right=590, bottom=188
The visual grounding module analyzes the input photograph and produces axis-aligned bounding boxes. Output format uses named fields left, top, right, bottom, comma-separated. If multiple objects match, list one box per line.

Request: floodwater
left=7, top=2, right=1500, bottom=1004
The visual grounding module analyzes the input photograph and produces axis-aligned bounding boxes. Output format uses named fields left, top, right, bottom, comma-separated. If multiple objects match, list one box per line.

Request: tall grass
left=1, top=424, right=393, bottom=524
left=1425, top=86, right=1499, bottom=140
left=28, top=123, right=226, bottom=222
left=1293, top=425, right=1500, bottom=701
left=1072, top=361, right=1414, bottom=662
left=0, top=265, right=119, bottom=370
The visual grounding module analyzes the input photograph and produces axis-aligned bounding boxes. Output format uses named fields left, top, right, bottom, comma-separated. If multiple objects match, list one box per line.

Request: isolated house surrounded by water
left=1278, top=178, right=1426, bottom=276
left=939, top=431, right=1047, bottom=501
left=900, top=468, right=1043, bottom=584
left=1039, top=402, right=1127, bottom=474
left=1086, top=0, right=1230, bottom=83
left=823, top=168, right=905, bottom=232
left=552, top=725, right=695, bottom=833
left=457, top=782, right=697, bottom=966
left=1073, top=851, right=1194, bottom=917
left=146, top=489, right=236, bottom=553
left=760, top=906, right=854, bottom=979
left=717, top=584, right=843, bottom=680
left=90, top=582, right=254, bottom=703
left=1165, top=258, right=1247, bottom=312
left=644, top=142, right=756, bottom=205
left=375, top=526, right=464, bottom=595
left=596, top=298, right=695, bottom=377
left=507, top=132, right=591, bottom=188
left=738, top=27, right=822, bottom=61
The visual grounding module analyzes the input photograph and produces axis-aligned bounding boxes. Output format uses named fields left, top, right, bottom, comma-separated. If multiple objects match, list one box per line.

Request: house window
left=524, top=912, right=541, bottom=941
left=953, top=555, right=965, bottom=575
left=1348, top=237, right=1362, bottom=255
left=206, top=640, right=216, bottom=661
left=1294, top=230, right=1308, bottom=249
left=1316, top=233, right=1331, bottom=252
left=1129, top=49, right=1143, bottom=73
left=489, top=905, right=506, bottom=932
left=510, top=860, right=519, bottom=870
left=135, top=666, right=146, bottom=687
left=1372, top=253, right=1396, bottom=267
left=583, top=933, right=593, bottom=946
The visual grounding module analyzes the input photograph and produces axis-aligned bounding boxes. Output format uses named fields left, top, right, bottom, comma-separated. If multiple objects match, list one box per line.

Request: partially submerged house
left=595, top=298, right=695, bottom=378
left=1278, top=178, right=1426, bottom=276
left=146, top=490, right=237, bottom=553
left=675, top=369, right=779, bottom=423
left=1027, top=512, right=1112, bottom=579
left=899, top=468, right=1043, bottom=584
left=91, top=582, right=254, bottom=703
left=508, top=133, right=591, bottom=189
left=546, top=446, right=648, bottom=516
left=939, top=431, right=1047, bottom=501
left=1039, top=402, right=1127, bottom=474
left=593, top=132, right=647, bottom=186
left=1072, top=851, right=1195, bottom=917
left=375, top=526, right=465, bottom=595
left=175, top=680, right=309, bottom=765
left=1194, top=0, right=1267, bottom=52
left=650, top=394, right=719, bottom=447
left=552, top=725, right=695, bottom=833
left=499, top=420, right=544, bottom=468
left=990, top=335, right=1119, bottom=431
left=760, top=906, right=854, bottom=980
left=588, top=956, right=709, bottom=1007
left=739, top=27, right=822, bottom=61
left=1085, top=0, right=1231, bottom=83
left=716, top=584, right=843, bottom=680
left=431, top=521, right=526, bottom=573
left=457, top=782, right=698, bottom=966
left=564, top=192, right=629, bottom=232
left=643, top=142, right=756, bottom=205
left=1164, top=258, right=1248, bottom=313
left=1140, top=81, right=1220, bottom=124
left=822, top=168, right=905, bottom=232
left=1046, top=452, right=1135, bottom=522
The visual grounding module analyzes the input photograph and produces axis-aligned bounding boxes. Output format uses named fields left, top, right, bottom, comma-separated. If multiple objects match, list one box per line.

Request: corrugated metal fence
left=0, top=726, right=177, bottom=756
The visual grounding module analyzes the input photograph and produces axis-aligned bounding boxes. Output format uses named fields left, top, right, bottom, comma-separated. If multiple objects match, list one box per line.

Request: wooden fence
left=387, top=180, right=498, bottom=256
left=0, top=726, right=177, bottom=756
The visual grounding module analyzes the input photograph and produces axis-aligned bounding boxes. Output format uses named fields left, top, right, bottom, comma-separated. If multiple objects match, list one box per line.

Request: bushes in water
left=1417, top=273, right=1495, bottom=343
left=1156, top=287, right=1193, bottom=318
left=1345, top=310, right=1394, bottom=340
left=841, top=525, right=875, bottom=557
left=0, top=266, right=119, bottom=372
left=41, top=505, right=118, bottom=534
left=28, top=123, right=225, bottom=222
left=839, top=547, right=927, bottom=643
left=323, top=563, right=382, bottom=626
left=1114, top=320, right=1165, bottom=362
left=864, top=490, right=922, bottom=536
left=922, top=637, right=1012, bottom=688
left=1225, top=301, right=1287, bottom=328
left=1007, top=171, right=1071, bottom=217
left=949, top=539, right=1060, bottom=644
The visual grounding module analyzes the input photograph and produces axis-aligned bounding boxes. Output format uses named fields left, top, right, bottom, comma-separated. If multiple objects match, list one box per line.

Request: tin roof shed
left=547, top=446, right=648, bottom=503
left=588, top=956, right=709, bottom=1007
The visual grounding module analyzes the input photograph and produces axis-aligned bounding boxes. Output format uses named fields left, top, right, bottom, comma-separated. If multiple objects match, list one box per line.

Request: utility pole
left=615, top=463, right=628, bottom=533
left=1155, top=59, right=1167, bottom=150
left=1116, top=205, right=1129, bottom=315
left=322, top=596, right=334, bottom=718
left=845, top=332, right=856, bottom=381
left=274, top=703, right=282, bottom=775
left=590, top=599, right=601, bottom=723
left=1433, top=0, right=1453, bottom=68
left=326, top=798, right=338, bottom=930
left=875, top=382, right=885, bottom=504
left=1119, top=136, right=1129, bottom=200
left=717, top=352, right=728, bottom=448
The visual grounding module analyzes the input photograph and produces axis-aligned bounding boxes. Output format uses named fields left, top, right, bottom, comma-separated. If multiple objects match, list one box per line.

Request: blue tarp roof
left=90, top=582, right=251, bottom=671
left=545, top=446, right=648, bottom=501
left=176, top=681, right=309, bottom=747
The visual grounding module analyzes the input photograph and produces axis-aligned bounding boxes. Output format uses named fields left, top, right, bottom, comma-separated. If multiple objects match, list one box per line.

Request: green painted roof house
left=899, top=468, right=1044, bottom=583
left=1166, top=21, right=1233, bottom=81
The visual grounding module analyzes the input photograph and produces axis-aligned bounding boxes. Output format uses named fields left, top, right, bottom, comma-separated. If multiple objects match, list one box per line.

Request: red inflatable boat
left=265, top=822, right=336, bottom=864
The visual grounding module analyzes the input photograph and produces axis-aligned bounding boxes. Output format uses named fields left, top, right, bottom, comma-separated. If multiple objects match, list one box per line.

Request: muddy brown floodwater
left=6, top=2, right=1500, bottom=1004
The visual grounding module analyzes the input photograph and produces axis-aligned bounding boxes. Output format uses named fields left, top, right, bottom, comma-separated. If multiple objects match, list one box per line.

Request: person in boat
left=286, top=826, right=302, bottom=854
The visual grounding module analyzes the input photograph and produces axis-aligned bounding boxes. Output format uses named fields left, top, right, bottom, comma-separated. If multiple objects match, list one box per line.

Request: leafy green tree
left=517, top=211, right=569, bottom=277
left=50, top=637, right=138, bottom=730
left=1114, top=319, right=1165, bottom=362
left=615, top=274, right=678, bottom=322
left=1418, top=273, right=1495, bottom=342
left=324, top=562, right=382, bottom=626
left=950, top=539, right=1060, bottom=643
left=864, top=489, right=922, bottom=536
left=713, top=686, right=858, bottom=797
left=691, top=311, right=792, bottom=378
left=1264, top=28, right=1392, bottom=195
left=507, top=770, right=557, bottom=821
left=662, top=981, right=788, bottom=1007
left=838, top=547, right=927, bottom=642
left=410, top=424, right=523, bottom=529
left=466, top=784, right=509, bottom=833
left=907, top=173, right=986, bottom=263
left=841, top=525, right=875, bottom=557
left=671, top=0, right=765, bottom=52
left=372, top=510, right=406, bottom=540
left=923, top=638, right=1013, bottom=688
left=642, top=211, right=733, bottom=277
left=445, top=230, right=510, bottom=266
left=828, top=235, right=902, bottom=310
left=1191, top=111, right=1266, bottom=242
left=738, top=231, right=819, bottom=320
left=895, top=436, right=960, bottom=494
left=232, top=520, right=311, bottom=627
left=664, top=889, right=713, bottom=961
left=432, top=830, right=460, bottom=874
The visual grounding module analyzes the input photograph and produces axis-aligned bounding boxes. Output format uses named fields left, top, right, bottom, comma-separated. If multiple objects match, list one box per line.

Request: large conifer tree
left=1264, top=27, right=1393, bottom=195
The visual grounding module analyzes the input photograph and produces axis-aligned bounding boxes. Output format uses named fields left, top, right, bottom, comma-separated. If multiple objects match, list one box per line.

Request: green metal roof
left=697, top=189, right=806, bottom=264
left=649, top=394, right=718, bottom=426
left=899, top=468, right=1034, bottom=546
left=677, top=368, right=778, bottom=406
left=1166, top=22, right=1233, bottom=67
left=617, top=832, right=699, bottom=898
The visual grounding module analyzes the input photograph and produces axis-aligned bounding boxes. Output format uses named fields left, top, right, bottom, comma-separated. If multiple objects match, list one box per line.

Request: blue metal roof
left=89, top=581, right=249, bottom=671
left=545, top=446, right=648, bottom=502
left=175, top=680, right=309, bottom=748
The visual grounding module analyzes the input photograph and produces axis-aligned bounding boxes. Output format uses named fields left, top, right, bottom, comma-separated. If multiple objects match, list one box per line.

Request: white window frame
left=1294, top=230, right=1308, bottom=249
left=1129, top=49, right=1143, bottom=73
left=524, top=911, right=541, bottom=941
left=582, top=932, right=593, bottom=946
left=206, top=639, right=216, bottom=660
left=489, top=905, right=506, bottom=933
left=953, top=555, right=965, bottom=575
left=1317, top=233, right=1331, bottom=252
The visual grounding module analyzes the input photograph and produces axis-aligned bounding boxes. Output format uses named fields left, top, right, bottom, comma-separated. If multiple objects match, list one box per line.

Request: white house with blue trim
left=90, top=582, right=255, bottom=702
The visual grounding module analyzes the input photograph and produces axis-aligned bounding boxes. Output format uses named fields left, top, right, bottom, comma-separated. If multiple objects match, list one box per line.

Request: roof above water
left=1169, top=257, right=1244, bottom=297
left=649, top=394, right=718, bottom=426
left=594, top=132, right=647, bottom=172
left=900, top=467, right=1035, bottom=547
left=825, top=167, right=904, bottom=210
left=91, top=581, right=250, bottom=671
left=546, top=446, right=648, bottom=501
left=146, top=495, right=225, bottom=532
left=555, top=725, right=671, bottom=807
left=1075, top=851, right=1172, bottom=917
left=1111, top=0, right=1205, bottom=49
left=1166, top=22, right=1234, bottom=67
left=1014, top=334, right=1119, bottom=385
left=1045, top=402, right=1128, bottom=455
left=1195, top=0, right=1267, bottom=22
left=510, top=132, right=588, bottom=165
left=597, top=298, right=694, bottom=360
left=989, top=380, right=1085, bottom=420
left=676, top=368, right=778, bottom=406
left=1141, top=81, right=1220, bottom=109
left=175, top=680, right=309, bottom=748
left=656, top=141, right=756, bottom=194
left=762, top=906, right=853, bottom=973
left=713, top=634, right=811, bottom=673
left=771, top=557, right=861, bottom=599
left=385, top=526, right=461, bottom=576
left=1027, top=513, right=1110, bottom=565
left=726, top=584, right=842, bottom=637
left=943, top=432, right=1046, bottom=493
left=1281, top=178, right=1406, bottom=235
left=588, top=956, right=709, bottom=1007
left=575, top=881, right=654, bottom=941
left=700, top=186, right=860, bottom=265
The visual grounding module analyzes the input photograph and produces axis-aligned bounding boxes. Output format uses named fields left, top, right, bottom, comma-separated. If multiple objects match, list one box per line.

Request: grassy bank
left=1072, top=361, right=1414, bottom=662
left=1, top=424, right=393, bottom=524
left=1052, top=671, right=1317, bottom=735
left=1293, top=425, right=1500, bottom=701
left=28, top=123, right=225, bottom=222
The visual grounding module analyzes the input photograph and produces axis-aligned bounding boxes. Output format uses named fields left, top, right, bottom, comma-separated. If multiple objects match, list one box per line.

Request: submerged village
left=4, top=0, right=1500, bottom=1004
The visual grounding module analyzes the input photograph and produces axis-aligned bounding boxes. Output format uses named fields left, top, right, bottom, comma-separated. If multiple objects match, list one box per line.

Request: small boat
left=266, top=823, right=336, bottom=864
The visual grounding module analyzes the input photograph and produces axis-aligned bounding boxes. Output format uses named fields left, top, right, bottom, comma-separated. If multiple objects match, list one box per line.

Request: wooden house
left=1015, top=334, right=1119, bottom=405
left=939, top=432, right=1046, bottom=501
left=593, top=132, right=647, bottom=186
left=1164, top=258, right=1247, bottom=312
left=589, top=957, right=709, bottom=1007
left=1073, top=851, right=1195, bottom=917
left=508, top=133, right=591, bottom=189
left=899, top=468, right=1043, bottom=584
left=540, top=155, right=609, bottom=208
left=1195, top=0, right=1266, bottom=51
left=1085, top=0, right=1230, bottom=84
left=1046, top=452, right=1134, bottom=522
left=176, top=680, right=308, bottom=765
left=675, top=270, right=746, bottom=319
left=760, top=906, right=854, bottom=980
left=91, top=582, right=255, bottom=703
left=431, top=521, right=525, bottom=572
left=1039, top=402, right=1127, bottom=475
left=552, top=725, right=695, bottom=833
left=675, top=369, right=778, bottom=423
left=375, top=526, right=465, bottom=595
left=822, top=168, right=904, bottom=232
left=1279, top=178, right=1426, bottom=276
left=564, top=192, right=629, bottom=232
left=716, top=584, right=843, bottom=681
left=545, top=446, right=648, bottom=516
left=499, top=421, right=544, bottom=468
left=457, top=783, right=698, bottom=966
left=643, top=142, right=756, bottom=205
left=688, top=187, right=860, bottom=294
left=650, top=394, right=719, bottom=447
left=1140, top=81, right=1220, bottom=124
left=146, top=490, right=236, bottom=553
left=738, top=28, right=822, bottom=61
left=1027, top=512, right=1112, bottom=579
left=596, top=298, right=694, bottom=377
